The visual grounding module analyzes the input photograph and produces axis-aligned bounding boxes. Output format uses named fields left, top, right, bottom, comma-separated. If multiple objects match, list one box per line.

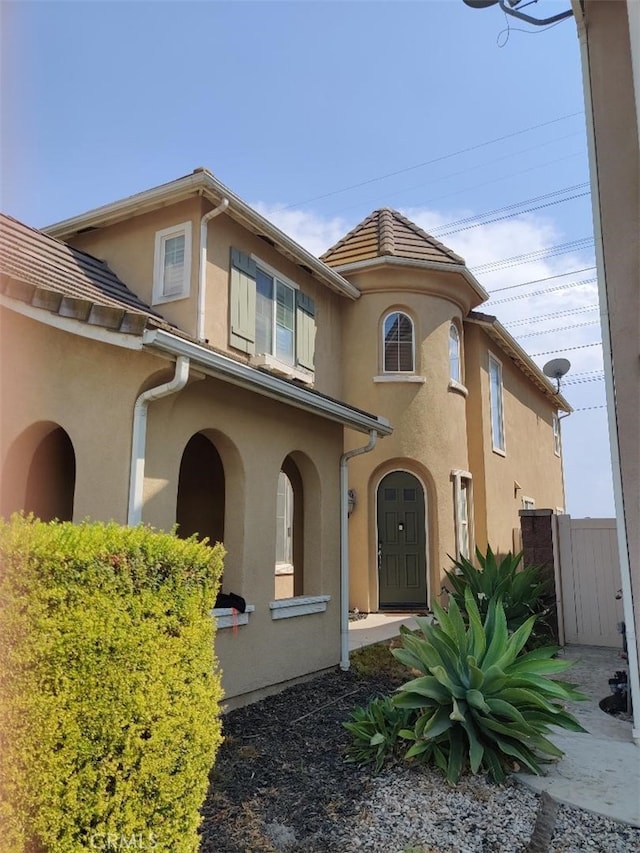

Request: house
left=0, top=168, right=568, bottom=705
left=570, top=0, right=640, bottom=739
left=320, top=208, right=569, bottom=612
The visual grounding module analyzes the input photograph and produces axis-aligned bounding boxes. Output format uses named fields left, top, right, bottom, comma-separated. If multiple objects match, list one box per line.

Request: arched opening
left=376, top=470, right=428, bottom=609
left=274, top=455, right=303, bottom=600
left=176, top=432, right=225, bottom=544
left=20, top=425, right=76, bottom=522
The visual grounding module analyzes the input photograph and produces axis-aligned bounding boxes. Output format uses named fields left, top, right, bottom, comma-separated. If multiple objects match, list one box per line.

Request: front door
left=377, top=471, right=428, bottom=609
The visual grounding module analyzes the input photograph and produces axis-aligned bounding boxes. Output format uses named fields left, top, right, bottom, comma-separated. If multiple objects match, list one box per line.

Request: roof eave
left=144, top=329, right=393, bottom=436
left=43, top=170, right=360, bottom=300
left=465, top=314, right=572, bottom=412
left=331, top=256, right=489, bottom=304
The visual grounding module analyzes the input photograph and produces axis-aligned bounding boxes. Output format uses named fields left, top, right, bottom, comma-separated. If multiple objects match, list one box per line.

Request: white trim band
left=269, top=595, right=330, bottom=620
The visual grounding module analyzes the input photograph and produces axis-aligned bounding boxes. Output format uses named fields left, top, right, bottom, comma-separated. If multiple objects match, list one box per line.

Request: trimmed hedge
left=0, top=515, right=224, bottom=852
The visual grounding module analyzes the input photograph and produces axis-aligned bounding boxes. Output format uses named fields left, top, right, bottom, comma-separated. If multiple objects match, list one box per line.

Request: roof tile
left=321, top=208, right=465, bottom=267
left=0, top=213, right=164, bottom=334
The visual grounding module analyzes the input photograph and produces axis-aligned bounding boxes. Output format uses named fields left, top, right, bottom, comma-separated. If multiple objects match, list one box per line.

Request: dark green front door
left=377, top=471, right=428, bottom=609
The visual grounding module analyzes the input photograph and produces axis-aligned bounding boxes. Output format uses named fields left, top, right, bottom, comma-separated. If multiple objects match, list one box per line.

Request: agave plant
left=343, top=696, right=415, bottom=772
left=392, top=588, right=586, bottom=784
left=445, top=545, right=554, bottom=642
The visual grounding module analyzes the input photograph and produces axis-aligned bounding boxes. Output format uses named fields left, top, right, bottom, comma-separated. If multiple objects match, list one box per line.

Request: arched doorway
left=377, top=471, right=427, bottom=609
left=176, top=432, right=225, bottom=544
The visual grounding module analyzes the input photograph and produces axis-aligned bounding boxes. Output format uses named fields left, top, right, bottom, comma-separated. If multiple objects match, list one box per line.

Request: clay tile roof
left=0, top=213, right=165, bottom=335
left=320, top=208, right=466, bottom=268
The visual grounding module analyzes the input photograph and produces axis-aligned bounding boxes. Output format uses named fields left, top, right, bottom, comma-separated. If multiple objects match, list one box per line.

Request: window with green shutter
left=229, top=248, right=316, bottom=374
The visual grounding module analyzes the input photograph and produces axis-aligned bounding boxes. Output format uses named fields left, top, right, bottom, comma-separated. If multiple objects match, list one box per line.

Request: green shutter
left=296, top=292, right=316, bottom=371
left=229, top=249, right=257, bottom=354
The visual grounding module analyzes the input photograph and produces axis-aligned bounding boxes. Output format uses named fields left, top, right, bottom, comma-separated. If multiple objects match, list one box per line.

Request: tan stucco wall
left=464, top=323, right=565, bottom=557
left=69, top=198, right=202, bottom=338
left=0, top=306, right=344, bottom=702
left=579, top=0, right=640, bottom=677
left=69, top=198, right=347, bottom=400
left=0, top=308, right=159, bottom=523
left=340, top=266, right=472, bottom=611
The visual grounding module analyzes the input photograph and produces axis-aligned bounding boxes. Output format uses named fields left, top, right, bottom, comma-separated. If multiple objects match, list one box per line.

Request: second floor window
left=383, top=311, right=414, bottom=373
left=257, top=268, right=295, bottom=365
left=449, top=323, right=461, bottom=382
left=489, top=354, right=505, bottom=453
left=229, top=248, right=316, bottom=373
left=153, top=222, right=192, bottom=303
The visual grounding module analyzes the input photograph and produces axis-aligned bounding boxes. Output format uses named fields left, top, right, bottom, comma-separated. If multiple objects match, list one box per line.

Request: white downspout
left=340, top=429, right=378, bottom=671
left=576, top=11, right=640, bottom=742
left=197, top=198, right=229, bottom=342
left=127, top=356, right=190, bottom=526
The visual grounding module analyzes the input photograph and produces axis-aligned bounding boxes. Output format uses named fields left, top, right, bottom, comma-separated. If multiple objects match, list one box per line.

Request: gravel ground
left=199, top=665, right=640, bottom=853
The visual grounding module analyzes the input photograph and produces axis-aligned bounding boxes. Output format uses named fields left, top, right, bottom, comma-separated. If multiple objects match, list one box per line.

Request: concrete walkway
left=348, top=616, right=639, bottom=827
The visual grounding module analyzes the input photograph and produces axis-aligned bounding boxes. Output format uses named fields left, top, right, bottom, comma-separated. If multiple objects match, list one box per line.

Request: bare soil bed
left=198, top=657, right=640, bottom=853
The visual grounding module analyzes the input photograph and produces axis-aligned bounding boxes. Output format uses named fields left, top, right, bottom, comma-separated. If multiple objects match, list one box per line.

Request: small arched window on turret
left=449, top=323, right=461, bottom=383
left=382, top=311, right=414, bottom=373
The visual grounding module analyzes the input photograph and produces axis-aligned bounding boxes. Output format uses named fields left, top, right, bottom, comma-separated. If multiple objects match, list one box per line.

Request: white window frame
left=488, top=353, right=506, bottom=455
left=381, top=310, right=415, bottom=374
left=553, top=413, right=561, bottom=456
left=449, top=323, right=462, bottom=383
left=152, top=221, right=192, bottom=304
left=451, top=469, right=474, bottom=560
left=254, top=263, right=297, bottom=366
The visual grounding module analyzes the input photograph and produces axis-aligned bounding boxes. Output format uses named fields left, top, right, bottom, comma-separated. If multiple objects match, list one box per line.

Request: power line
left=563, top=375, right=604, bottom=386
left=529, top=342, right=602, bottom=356
left=516, top=319, right=601, bottom=339
left=507, top=305, right=598, bottom=327
left=471, top=237, right=594, bottom=273
left=437, top=191, right=590, bottom=237
left=488, top=278, right=597, bottom=305
left=488, top=266, right=596, bottom=294
left=431, top=183, right=589, bottom=232
left=277, top=111, right=584, bottom=211
left=572, top=405, right=608, bottom=412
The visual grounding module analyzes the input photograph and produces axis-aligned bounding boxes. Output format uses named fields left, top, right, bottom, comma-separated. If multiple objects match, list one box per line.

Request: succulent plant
left=391, top=589, right=586, bottom=784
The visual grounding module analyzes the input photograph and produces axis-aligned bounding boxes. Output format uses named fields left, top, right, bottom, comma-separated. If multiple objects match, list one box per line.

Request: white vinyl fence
left=557, top=516, right=624, bottom=647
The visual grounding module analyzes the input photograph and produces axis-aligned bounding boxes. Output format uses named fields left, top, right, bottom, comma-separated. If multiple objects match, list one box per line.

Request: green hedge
left=0, top=515, right=225, bottom=852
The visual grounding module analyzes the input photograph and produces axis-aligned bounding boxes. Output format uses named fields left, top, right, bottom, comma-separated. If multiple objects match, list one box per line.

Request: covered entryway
left=377, top=470, right=428, bottom=609
left=176, top=432, right=225, bottom=545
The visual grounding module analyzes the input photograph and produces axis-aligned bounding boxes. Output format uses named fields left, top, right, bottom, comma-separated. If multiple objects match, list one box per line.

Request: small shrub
left=343, top=696, right=415, bottom=772
left=392, top=589, right=586, bottom=784
left=0, top=515, right=224, bottom=852
left=445, top=545, right=554, bottom=644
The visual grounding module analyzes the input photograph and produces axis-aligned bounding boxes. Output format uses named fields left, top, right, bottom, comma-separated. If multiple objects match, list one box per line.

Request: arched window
left=274, top=457, right=304, bottom=600
left=449, top=324, right=461, bottom=382
left=383, top=311, right=414, bottom=373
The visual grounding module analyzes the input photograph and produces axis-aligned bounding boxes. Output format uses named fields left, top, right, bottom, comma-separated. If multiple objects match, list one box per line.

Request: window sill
left=250, top=353, right=314, bottom=386
left=492, top=447, right=506, bottom=458
left=269, top=595, right=330, bottom=620
left=212, top=604, right=255, bottom=629
left=448, top=379, right=468, bottom=398
left=373, top=374, right=425, bottom=384
left=151, top=290, right=190, bottom=306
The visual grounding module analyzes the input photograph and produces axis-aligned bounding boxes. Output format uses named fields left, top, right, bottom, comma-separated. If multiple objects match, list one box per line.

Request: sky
left=0, top=0, right=615, bottom=517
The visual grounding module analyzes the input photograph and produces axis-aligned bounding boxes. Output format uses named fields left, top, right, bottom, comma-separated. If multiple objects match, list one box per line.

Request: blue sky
left=1, top=0, right=613, bottom=517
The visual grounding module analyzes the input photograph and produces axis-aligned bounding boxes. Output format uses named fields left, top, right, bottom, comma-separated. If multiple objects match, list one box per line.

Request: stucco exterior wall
left=0, top=306, right=344, bottom=702
left=340, top=266, right=471, bottom=611
left=464, top=323, right=565, bottom=557
left=0, top=308, right=159, bottom=523
left=69, top=198, right=202, bottom=338
left=69, top=199, right=347, bottom=400
left=577, top=0, right=640, bottom=698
